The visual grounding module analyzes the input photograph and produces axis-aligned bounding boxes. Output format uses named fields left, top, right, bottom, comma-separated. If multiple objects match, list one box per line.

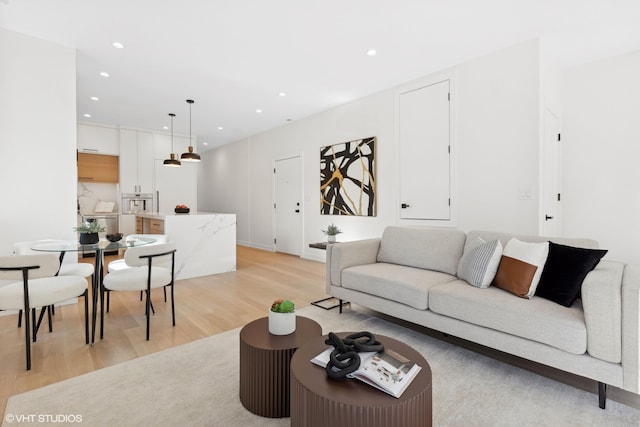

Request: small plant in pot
left=74, top=221, right=106, bottom=245
left=269, top=299, right=296, bottom=335
left=322, top=223, right=342, bottom=243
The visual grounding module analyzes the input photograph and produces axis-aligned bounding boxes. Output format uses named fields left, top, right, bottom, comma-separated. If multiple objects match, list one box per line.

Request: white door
left=399, top=79, right=451, bottom=220
left=154, top=160, right=198, bottom=212
left=274, top=156, right=302, bottom=256
left=541, top=109, right=562, bottom=236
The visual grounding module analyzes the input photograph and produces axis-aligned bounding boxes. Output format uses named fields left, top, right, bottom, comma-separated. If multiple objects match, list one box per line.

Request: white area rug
left=3, top=306, right=639, bottom=426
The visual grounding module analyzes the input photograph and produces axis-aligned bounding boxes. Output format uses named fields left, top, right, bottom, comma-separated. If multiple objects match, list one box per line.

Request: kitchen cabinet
left=77, top=123, right=119, bottom=155
left=77, top=153, right=119, bottom=183
left=119, top=129, right=154, bottom=193
left=136, top=216, right=143, bottom=234
left=149, top=219, right=164, bottom=234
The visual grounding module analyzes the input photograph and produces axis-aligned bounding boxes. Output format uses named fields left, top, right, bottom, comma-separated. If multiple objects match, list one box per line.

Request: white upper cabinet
left=119, top=129, right=154, bottom=193
left=77, top=123, right=119, bottom=155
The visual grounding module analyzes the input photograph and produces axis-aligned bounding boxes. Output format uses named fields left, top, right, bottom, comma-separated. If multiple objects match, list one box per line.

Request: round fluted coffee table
left=290, top=332, right=432, bottom=427
left=239, top=316, right=322, bottom=418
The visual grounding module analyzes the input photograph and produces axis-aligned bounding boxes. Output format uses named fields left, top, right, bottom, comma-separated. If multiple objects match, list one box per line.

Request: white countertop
left=135, top=211, right=230, bottom=220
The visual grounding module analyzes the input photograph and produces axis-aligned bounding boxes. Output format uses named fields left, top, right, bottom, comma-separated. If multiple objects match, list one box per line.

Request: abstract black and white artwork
left=320, top=136, right=376, bottom=216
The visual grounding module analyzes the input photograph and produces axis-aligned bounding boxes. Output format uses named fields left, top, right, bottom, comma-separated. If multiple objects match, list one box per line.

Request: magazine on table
left=311, top=347, right=422, bottom=398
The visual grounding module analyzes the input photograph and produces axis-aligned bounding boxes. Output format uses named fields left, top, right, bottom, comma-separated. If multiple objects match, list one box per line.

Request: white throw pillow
left=457, top=238, right=502, bottom=288
left=494, top=238, right=549, bottom=298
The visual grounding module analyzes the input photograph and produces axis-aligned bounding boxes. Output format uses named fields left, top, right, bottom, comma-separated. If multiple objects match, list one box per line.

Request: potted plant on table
left=74, top=221, right=106, bottom=245
left=322, top=223, right=342, bottom=243
left=269, top=299, right=296, bottom=335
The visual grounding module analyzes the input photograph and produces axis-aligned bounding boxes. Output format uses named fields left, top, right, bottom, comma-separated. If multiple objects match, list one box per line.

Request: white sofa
left=325, top=226, right=640, bottom=408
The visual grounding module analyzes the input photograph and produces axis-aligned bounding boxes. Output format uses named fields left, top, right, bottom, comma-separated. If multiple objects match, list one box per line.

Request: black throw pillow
left=535, top=242, right=608, bottom=307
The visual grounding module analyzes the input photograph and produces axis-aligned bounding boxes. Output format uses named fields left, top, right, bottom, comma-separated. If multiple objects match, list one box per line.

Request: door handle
left=295, top=209, right=300, bottom=213
left=401, top=203, right=411, bottom=209
left=545, top=215, right=554, bottom=221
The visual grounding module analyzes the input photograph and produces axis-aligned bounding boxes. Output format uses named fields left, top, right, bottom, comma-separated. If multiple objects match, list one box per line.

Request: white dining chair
left=0, top=253, right=89, bottom=370
left=100, top=242, right=176, bottom=341
left=13, top=240, right=94, bottom=332
left=105, top=234, right=169, bottom=312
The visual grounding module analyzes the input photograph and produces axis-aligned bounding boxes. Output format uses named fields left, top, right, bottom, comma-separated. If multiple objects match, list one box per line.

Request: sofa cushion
left=342, top=263, right=458, bottom=310
left=493, top=238, right=549, bottom=298
left=377, top=226, right=466, bottom=275
left=457, top=238, right=502, bottom=288
left=536, top=242, right=608, bottom=307
left=429, top=280, right=587, bottom=355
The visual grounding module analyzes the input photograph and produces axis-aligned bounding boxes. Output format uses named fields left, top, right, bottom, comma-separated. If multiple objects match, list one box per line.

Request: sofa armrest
left=581, top=260, right=623, bottom=364
left=622, top=263, right=640, bottom=393
left=326, top=239, right=381, bottom=292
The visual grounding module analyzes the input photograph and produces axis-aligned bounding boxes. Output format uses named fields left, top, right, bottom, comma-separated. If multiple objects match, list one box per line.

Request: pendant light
left=180, top=99, right=201, bottom=162
left=163, top=113, right=181, bottom=167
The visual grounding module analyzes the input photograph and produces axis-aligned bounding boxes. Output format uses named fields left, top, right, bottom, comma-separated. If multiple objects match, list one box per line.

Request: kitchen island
left=135, top=212, right=236, bottom=280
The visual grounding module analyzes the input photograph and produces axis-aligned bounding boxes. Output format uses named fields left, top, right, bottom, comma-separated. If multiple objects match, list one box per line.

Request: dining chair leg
left=47, top=306, right=53, bottom=333
left=164, top=286, right=167, bottom=302
left=84, top=289, right=89, bottom=344
left=145, top=286, right=151, bottom=341
left=171, top=283, right=175, bottom=326
left=34, top=306, right=50, bottom=339
left=24, top=305, right=32, bottom=371
left=99, top=284, right=105, bottom=340
left=18, top=309, right=22, bottom=327
left=32, top=308, right=37, bottom=342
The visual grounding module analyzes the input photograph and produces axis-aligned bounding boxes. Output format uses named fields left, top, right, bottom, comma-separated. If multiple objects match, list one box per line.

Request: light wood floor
left=0, top=245, right=327, bottom=416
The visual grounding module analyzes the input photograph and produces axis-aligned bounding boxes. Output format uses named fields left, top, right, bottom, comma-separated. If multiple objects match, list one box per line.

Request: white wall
left=200, top=40, right=543, bottom=261
left=562, top=50, right=640, bottom=264
left=0, top=29, right=77, bottom=255
left=198, top=138, right=251, bottom=245
left=455, top=39, right=541, bottom=234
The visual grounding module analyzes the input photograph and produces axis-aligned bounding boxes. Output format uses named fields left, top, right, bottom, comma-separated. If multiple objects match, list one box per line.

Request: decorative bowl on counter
left=106, top=233, right=123, bottom=242
left=174, top=207, right=190, bottom=214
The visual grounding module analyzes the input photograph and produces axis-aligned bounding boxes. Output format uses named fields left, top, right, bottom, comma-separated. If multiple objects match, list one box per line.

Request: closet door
left=398, top=79, right=451, bottom=220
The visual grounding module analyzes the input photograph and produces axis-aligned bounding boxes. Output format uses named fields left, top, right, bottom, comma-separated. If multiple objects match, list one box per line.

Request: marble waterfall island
left=136, top=212, right=236, bottom=280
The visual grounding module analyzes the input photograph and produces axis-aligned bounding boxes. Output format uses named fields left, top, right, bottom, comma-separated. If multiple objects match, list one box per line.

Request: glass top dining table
left=31, top=236, right=156, bottom=343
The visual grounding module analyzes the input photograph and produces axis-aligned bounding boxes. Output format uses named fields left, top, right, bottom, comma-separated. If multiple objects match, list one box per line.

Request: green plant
left=74, top=221, right=106, bottom=234
left=270, top=299, right=295, bottom=313
left=322, top=223, right=342, bottom=236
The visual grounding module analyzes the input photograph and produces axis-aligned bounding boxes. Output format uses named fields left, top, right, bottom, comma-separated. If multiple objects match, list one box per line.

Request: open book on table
left=311, top=347, right=422, bottom=398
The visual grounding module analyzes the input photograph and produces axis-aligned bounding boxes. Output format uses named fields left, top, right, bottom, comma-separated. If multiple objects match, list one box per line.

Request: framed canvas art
left=320, top=136, right=376, bottom=216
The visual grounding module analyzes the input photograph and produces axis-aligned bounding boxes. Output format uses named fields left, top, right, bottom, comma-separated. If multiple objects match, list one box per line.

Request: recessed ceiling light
left=366, top=48, right=377, bottom=56
left=83, top=113, right=92, bottom=118
left=256, top=109, right=262, bottom=113
left=162, top=126, right=169, bottom=130
left=112, top=42, right=125, bottom=49
left=203, top=142, right=209, bottom=146
left=99, top=71, right=110, bottom=77
left=279, top=92, right=286, bottom=97
left=217, top=126, right=223, bottom=130
left=90, top=96, right=99, bottom=101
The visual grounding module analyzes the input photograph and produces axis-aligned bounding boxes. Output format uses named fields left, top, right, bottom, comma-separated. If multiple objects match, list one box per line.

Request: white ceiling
left=2, top=0, right=640, bottom=151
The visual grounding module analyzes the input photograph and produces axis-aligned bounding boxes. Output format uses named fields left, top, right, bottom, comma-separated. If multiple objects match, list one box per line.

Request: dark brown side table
left=239, top=316, right=322, bottom=418
left=290, top=332, right=432, bottom=427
